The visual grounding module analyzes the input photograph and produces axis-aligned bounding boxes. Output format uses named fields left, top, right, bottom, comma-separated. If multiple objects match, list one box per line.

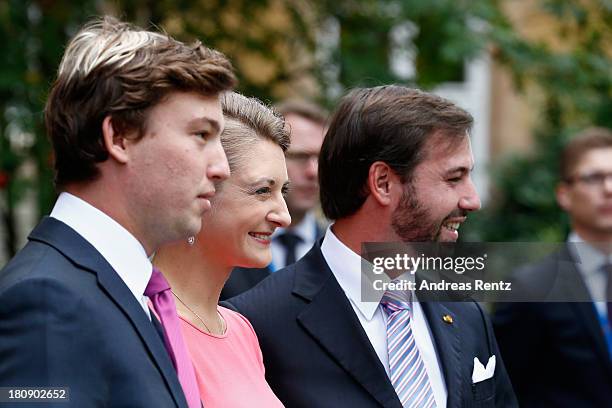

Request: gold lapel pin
left=442, top=314, right=453, bottom=324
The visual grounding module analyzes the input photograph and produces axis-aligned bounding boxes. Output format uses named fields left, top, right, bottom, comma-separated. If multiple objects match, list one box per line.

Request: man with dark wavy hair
left=228, top=85, right=517, bottom=407
left=0, top=16, right=236, bottom=407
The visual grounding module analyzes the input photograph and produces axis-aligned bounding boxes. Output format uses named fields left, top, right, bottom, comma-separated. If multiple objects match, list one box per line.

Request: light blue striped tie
left=381, top=289, right=436, bottom=408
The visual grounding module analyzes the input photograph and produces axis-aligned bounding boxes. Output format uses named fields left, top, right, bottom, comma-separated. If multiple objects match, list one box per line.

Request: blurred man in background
left=494, top=127, right=612, bottom=407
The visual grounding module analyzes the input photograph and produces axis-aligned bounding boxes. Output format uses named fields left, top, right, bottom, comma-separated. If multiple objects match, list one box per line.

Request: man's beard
left=391, top=182, right=465, bottom=242
left=391, top=182, right=439, bottom=242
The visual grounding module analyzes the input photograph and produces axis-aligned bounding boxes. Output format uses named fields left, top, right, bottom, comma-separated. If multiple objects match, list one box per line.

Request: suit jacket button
left=442, top=314, right=453, bottom=324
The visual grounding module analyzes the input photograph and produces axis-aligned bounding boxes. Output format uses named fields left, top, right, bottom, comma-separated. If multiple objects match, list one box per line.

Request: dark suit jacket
left=220, top=220, right=325, bottom=301
left=221, top=265, right=271, bottom=301
left=493, top=246, right=612, bottom=407
left=0, top=217, right=188, bottom=408
left=226, top=241, right=517, bottom=407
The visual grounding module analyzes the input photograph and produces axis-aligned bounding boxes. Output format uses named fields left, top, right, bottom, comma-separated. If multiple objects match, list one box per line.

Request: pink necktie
left=145, top=268, right=201, bottom=408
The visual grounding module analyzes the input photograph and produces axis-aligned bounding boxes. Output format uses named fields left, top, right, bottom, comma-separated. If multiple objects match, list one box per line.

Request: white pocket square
left=472, top=355, right=496, bottom=383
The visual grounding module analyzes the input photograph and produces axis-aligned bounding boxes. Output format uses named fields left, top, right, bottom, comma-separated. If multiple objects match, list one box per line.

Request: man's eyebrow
left=186, top=117, right=221, bottom=133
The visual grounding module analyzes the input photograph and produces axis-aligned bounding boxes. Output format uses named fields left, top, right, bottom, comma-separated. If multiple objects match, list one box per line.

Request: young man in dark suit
left=0, top=16, right=236, bottom=407
left=227, top=85, right=517, bottom=407
left=494, top=127, right=612, bottom=407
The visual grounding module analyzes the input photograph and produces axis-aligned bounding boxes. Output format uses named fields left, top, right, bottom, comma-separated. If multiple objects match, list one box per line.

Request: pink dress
left=179, top=306, right=284, bottom=408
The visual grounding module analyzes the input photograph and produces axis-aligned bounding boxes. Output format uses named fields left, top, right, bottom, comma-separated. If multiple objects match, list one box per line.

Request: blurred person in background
left=494, top=127, right=612, bottom=407
left=221, top=100, right=327, bottom=300
left=0, top=16, right=236, bottom=407
left=154, top=92, right=289, bottom=407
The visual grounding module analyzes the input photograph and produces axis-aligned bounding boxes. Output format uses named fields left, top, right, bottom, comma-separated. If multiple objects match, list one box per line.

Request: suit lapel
left=570, top=301, right=612, bottom=375
left=314, top=220, right=325, bottom=240
left=29, top=217, right=188, bottom=408
left=557, top=250, right=612, bottom=375
left=420, top=301, right=463, bottom=408
left=95, top=262, right=188, bottom=408
left=293, top=245, right=402, bottom=408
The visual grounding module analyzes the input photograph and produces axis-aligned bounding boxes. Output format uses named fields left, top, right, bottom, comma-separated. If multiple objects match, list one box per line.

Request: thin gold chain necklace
left=171, top=290, right=225, bottom=334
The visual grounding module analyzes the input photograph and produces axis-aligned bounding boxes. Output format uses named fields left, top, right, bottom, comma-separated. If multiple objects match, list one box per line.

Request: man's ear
left=556, top=183, right=571, bottom=211
left=368, top=161, right=398, bottom=207
left=102, top=116, right=130, bottom=164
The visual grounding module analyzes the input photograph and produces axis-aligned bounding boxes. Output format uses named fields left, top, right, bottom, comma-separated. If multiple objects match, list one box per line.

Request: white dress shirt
left=271, top=211, right=319, bottom=270
left=321, top=226, right=448, bottom=407
left=568, top=231, right=611, bottom=318
left=50, top=192, right=152, bottom=318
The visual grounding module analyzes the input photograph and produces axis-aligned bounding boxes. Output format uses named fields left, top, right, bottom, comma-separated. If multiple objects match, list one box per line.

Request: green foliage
left=143, top=0, right=317, bottom=103
left=0, top=0, right=100, bottom=256
left=1, top=0, right=610, bottom=259
left=463, top=0, right=612, bottom=242
left=463, top=133, right=570, bottom=242
left=317, top=0, right=492, bottom=89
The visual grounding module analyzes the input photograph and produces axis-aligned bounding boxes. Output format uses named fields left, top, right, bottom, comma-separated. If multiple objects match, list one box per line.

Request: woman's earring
left=187, top=236, right=195, bottom=246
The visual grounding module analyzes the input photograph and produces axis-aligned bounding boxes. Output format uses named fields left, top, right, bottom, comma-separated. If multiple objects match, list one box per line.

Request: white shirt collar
left=321, top=227, right=447, bottom=406
left=50, top=192, right=152, bottom=305
left=320, top=225, right=384, bottom=321
left=568, top=231, right=612, bottom=277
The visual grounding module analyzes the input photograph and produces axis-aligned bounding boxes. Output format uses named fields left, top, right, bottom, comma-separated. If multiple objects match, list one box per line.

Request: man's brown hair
left=45, top=16, right=237, bottom=188
left=274, top=100, right=328, bottom=127
left=560, top=127, right=612, bottom=181
left=319, top=85, right=473, bottom=220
